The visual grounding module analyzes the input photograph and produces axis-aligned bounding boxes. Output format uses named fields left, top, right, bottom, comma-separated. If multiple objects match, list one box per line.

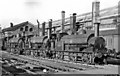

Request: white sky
left=0, top=0, right=119, bottom=28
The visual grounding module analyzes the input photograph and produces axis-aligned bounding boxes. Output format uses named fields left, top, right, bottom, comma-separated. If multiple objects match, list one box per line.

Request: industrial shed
left=100, top=29, right=120, bottom=52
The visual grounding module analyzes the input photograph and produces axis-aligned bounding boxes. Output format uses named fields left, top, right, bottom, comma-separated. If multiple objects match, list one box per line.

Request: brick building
left=2, top=21, right=40, bottom=38
left=1, top=21, right=42, bottom=52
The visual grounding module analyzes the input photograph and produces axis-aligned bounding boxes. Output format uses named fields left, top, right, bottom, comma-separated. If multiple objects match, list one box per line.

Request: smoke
left=25, top=0, right=41, bottom=8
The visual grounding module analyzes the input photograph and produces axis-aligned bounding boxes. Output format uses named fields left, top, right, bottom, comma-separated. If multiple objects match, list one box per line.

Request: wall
left=12, top=23, right=37, bottom=37
left=103, top=34, right=120, bottom=52
left=118, top=35, right=120, bottom=52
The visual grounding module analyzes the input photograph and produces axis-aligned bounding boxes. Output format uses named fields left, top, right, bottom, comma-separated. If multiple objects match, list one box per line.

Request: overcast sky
left=0, top=0, right=119, bottom=28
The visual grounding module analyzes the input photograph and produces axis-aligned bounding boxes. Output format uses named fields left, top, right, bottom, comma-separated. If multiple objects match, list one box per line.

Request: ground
left=0, top=50, right=120, bottom=75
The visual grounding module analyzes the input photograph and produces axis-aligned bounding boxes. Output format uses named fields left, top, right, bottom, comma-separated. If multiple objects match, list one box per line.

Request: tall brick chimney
left=70, top=13, right=77, bottom=35
left=48, top=19, right=52, bottom=39
left=61, top=11, right=65, bottom=32
left=73, top=13, right=77, bottom=35
left=92, top=0, right=100, bottom=37
left=42, top=22, right=46, bottom=36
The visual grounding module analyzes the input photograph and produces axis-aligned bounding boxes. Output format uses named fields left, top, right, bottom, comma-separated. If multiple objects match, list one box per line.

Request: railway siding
left=16, top=54, right=101, bottom=72
left=1, top=51, right=119, bottom=74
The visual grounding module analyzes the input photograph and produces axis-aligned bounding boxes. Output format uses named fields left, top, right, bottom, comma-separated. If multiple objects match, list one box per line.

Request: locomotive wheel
left=59, top=52, right=63, bottom=60
left=69, top=55, right=76, bottom=62
left=82, top=54, right=89, bottom=63
left=56, top=52, right=60, bottom=59
left=56, top=52, right=63, bottom=60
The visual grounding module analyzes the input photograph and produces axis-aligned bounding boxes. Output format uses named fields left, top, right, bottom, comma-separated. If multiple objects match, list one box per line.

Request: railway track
left=23, top=55, right=99, bottom=70
left=1, top=51, right=101, bottom=73
left=1, top=51, right=119, bottom=74
left=0, top=64, right=14, bottom=76
left=7, top=55, right=80, bottom=72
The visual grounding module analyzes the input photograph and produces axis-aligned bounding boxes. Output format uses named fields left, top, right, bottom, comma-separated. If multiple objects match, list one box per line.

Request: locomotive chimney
left=10, top=22, right=13, bottom=27
left=37, top=20, right=40, bottom=36
left=92, top=0, right=100, bottom=37
left=48, top=19, right=52, bottom=39
left=70, top=14, right=73, bottom=35
left=61, top=11, right=65, bottom=32
left=73, top=13, right=77, bottom=35
left=42, top=22, right=46, bottom=36
left=70, top=13, right=77, bottom=35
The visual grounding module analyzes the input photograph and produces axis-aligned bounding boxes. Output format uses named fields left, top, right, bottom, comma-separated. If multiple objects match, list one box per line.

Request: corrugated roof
left=44, top=6, right=118, bottom=28
left=100, top=29, right=119, bottom=36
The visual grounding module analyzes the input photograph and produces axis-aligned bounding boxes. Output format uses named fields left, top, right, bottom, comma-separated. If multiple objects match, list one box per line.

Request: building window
left=25, top=26, right=28, bottom=31
left=29, top=28, right=33, bottom=32
left=20, top=27, right=23, bottom=31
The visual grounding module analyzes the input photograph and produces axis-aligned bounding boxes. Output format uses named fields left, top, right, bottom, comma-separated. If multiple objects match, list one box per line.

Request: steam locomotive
left=1, top=27, right=109, bottom=65
left=1, top=1, right=120, bottom=65
left=1, top=20, right=119, bottom=65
